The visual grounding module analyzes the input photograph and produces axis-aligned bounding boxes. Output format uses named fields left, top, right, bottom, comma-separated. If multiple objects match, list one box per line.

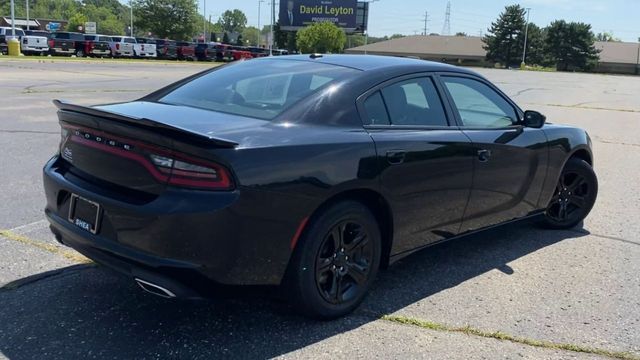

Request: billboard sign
left=85, top=22, right=97, bottom=34
left=279, top=0, right=358, bottom=32
left=45, top=22, right=61, bottom=31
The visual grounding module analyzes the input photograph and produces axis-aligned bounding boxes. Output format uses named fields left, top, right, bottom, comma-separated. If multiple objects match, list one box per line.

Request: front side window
left=158, top=60, right=359, bottom=120
left=442, top=76, right=517, bottom=128
left=378, top=77, right=448, bottom=126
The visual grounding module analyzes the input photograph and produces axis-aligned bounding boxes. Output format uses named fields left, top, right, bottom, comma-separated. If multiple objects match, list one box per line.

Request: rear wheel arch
left=298, top=188, right=394, bottom=269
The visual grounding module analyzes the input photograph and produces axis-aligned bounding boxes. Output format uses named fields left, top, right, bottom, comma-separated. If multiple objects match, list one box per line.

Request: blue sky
left=193, top=0, right=639, bottom=42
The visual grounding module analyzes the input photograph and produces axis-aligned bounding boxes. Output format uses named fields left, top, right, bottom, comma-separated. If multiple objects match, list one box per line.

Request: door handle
left=386, top=150, right=407, bottom=165
left=477, top=149, right=492, bottom=162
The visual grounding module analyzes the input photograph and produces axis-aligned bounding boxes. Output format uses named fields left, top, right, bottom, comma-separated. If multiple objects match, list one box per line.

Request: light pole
left=363, top=0, right=379, bottom=55
left=203, top=0, right=207, bottom=42
left=269, top=0, right=275, bottom=55
left=10, top=0, right=15, bottom=37
left=521, top=7, right=531, bottom=66
left=258, top=0, right=265, bottom=47
left=129, top=0, right=133, bottom=36
left=25, top=0, right=29, bottom=31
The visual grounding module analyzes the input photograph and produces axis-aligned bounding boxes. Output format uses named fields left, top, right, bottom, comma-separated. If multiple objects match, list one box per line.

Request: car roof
left=261, top=54, right=477, bottom=74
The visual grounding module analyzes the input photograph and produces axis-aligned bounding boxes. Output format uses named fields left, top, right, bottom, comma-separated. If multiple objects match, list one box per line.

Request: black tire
left=76, top=49, right=84, bottom=57
left=540, top=158, right=598, bottom=229
left=285, top=201, right=382, bottom=319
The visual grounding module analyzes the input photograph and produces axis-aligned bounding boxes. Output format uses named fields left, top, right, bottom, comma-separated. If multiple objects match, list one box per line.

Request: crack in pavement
left=0, top=129, right=58, bottom=135
left=380, top=314, right=640, bottom=360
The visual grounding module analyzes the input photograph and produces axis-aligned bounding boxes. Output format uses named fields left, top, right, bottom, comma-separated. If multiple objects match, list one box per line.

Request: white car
left=134, top=37, right=157, bottom=58
left=109, top=36, right=135, bottom=57
left=0, top=27, right=49, bottom=55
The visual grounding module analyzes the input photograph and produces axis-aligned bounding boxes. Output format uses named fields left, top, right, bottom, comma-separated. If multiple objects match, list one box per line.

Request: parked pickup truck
left=134, top=37, right=157, bottom=58
left=82, top=34, right=112, bottom=57
left=0, top=27, right=49, bottom=55
left=109, top=36, right=135, bottom=57
left=47, top=31, right=86, bottom=56
left=176, top=41, right=196, bottom=61
left=154, top=39, right=177, bottom=60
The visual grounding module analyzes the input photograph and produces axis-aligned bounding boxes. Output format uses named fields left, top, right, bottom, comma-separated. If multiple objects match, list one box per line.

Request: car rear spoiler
left=53, top=100, right=238, bottom=149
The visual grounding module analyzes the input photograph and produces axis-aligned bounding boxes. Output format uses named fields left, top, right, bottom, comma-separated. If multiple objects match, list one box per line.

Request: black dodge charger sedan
left=44, top=55, right=598, bottom=318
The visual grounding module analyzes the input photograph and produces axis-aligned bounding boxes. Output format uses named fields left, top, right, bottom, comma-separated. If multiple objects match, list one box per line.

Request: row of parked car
left=0, top=27, right=288, bottom=61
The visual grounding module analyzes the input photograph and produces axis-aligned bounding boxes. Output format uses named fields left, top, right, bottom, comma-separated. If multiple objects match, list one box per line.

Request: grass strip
left=382, top=314, right=639, bottom=360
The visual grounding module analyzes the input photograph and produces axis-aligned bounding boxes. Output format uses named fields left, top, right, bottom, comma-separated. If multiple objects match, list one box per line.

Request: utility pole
left=25, top=0, right=29, bottom=31
left=203, top=0, right=207, bottom=42
left=422, top=11, right=429, bottom=35
left=129, top=0, right=133, bottom=36
left=258, top=0, right=264, bottom=47
left=521, top=7, right=531, bottom=66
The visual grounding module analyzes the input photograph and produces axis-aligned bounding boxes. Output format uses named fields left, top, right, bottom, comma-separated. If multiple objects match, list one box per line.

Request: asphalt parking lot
left=0, top=58, right=638, bottom=359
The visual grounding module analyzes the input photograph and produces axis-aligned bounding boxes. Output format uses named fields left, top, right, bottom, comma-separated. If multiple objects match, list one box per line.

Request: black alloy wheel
left=315, top=221, right=374, bottom=305
left=286, top=201, right=381, bottom=319
left=542, top=158, right=597, bottom=229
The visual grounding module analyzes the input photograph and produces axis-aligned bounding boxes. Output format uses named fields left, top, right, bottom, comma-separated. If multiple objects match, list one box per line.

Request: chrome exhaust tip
left=134, top=278, right=177, bottom=299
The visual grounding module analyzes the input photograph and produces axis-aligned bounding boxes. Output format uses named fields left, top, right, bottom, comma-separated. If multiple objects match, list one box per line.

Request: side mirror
left=523, top=110, right=546, bottom=128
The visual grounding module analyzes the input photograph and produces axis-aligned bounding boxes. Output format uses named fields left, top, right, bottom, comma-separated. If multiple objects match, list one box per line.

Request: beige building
left=345, top=35, right=640, bottom=75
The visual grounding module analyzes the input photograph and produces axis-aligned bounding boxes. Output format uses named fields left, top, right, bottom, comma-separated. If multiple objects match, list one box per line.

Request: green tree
left=222, top=32, right=230, bottom=44
left=131, top=0, right=198, bottom=40
left=236, top=34, right=244, bottom=46
left=296, top=22, right=346, bottom=54
left=216, top=9, right=247, bottom=34
left=483, top=4, right=526, bottom=67
left=546, top=20, right=600, bottom=71
left=523, top=23, right=547, bottom=65
left=595, top=32, right=621, bottom=42
left=455, top=32, right=468, bottom=36
left=83, top=4, right=126, bottom=35
left=242, top=26, right=260, bottom=46
left=66, top=12, right=88, bottom=32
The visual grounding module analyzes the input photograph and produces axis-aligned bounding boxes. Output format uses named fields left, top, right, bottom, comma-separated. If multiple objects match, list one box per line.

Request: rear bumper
left=22, top=46, right=49, bottom=52
left=90, top=49, right=111, bottom=56
left=43, top=156, right=299, bottom=291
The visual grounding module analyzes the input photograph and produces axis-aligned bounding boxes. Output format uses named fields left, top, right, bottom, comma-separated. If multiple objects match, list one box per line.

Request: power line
left=442, top=1, right=451, bottom=36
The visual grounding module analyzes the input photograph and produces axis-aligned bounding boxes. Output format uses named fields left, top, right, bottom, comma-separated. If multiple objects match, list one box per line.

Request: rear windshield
left=99, top=36, right=112, bottom=42
left=158, top=60, right=359, bottom=120
left=69, top=33, right=84, bottom=41
left=123, top=37, right=135, bottom=43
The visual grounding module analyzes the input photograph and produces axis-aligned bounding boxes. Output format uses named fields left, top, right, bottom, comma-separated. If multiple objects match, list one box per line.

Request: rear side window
left=70, top=33, right=84, bottom=41
left=379, top=77, right=448, bottom=126
left=363, top=92, right=390, bottom=125
left=158, top=60, right=359, bottom=120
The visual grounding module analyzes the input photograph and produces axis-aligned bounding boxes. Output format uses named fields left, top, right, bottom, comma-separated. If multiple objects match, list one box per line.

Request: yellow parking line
left=0, top=229, right=90, bottom=264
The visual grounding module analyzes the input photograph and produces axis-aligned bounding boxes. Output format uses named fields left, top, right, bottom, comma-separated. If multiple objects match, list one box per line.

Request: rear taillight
left=48, top=39, right=54, bottom=48
left=62, top=125, right=234, bottom=191
left=116, top=43, right=120, bottom=50
left=149, top=154, right=232, bottom=190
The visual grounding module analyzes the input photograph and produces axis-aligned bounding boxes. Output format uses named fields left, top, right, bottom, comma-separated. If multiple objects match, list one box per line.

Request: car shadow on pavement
left=0, top=222, right=589, bottom=359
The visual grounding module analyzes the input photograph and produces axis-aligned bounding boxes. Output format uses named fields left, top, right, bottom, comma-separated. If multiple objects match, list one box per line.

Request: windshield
left=158, top=60, right=359, bottom=120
